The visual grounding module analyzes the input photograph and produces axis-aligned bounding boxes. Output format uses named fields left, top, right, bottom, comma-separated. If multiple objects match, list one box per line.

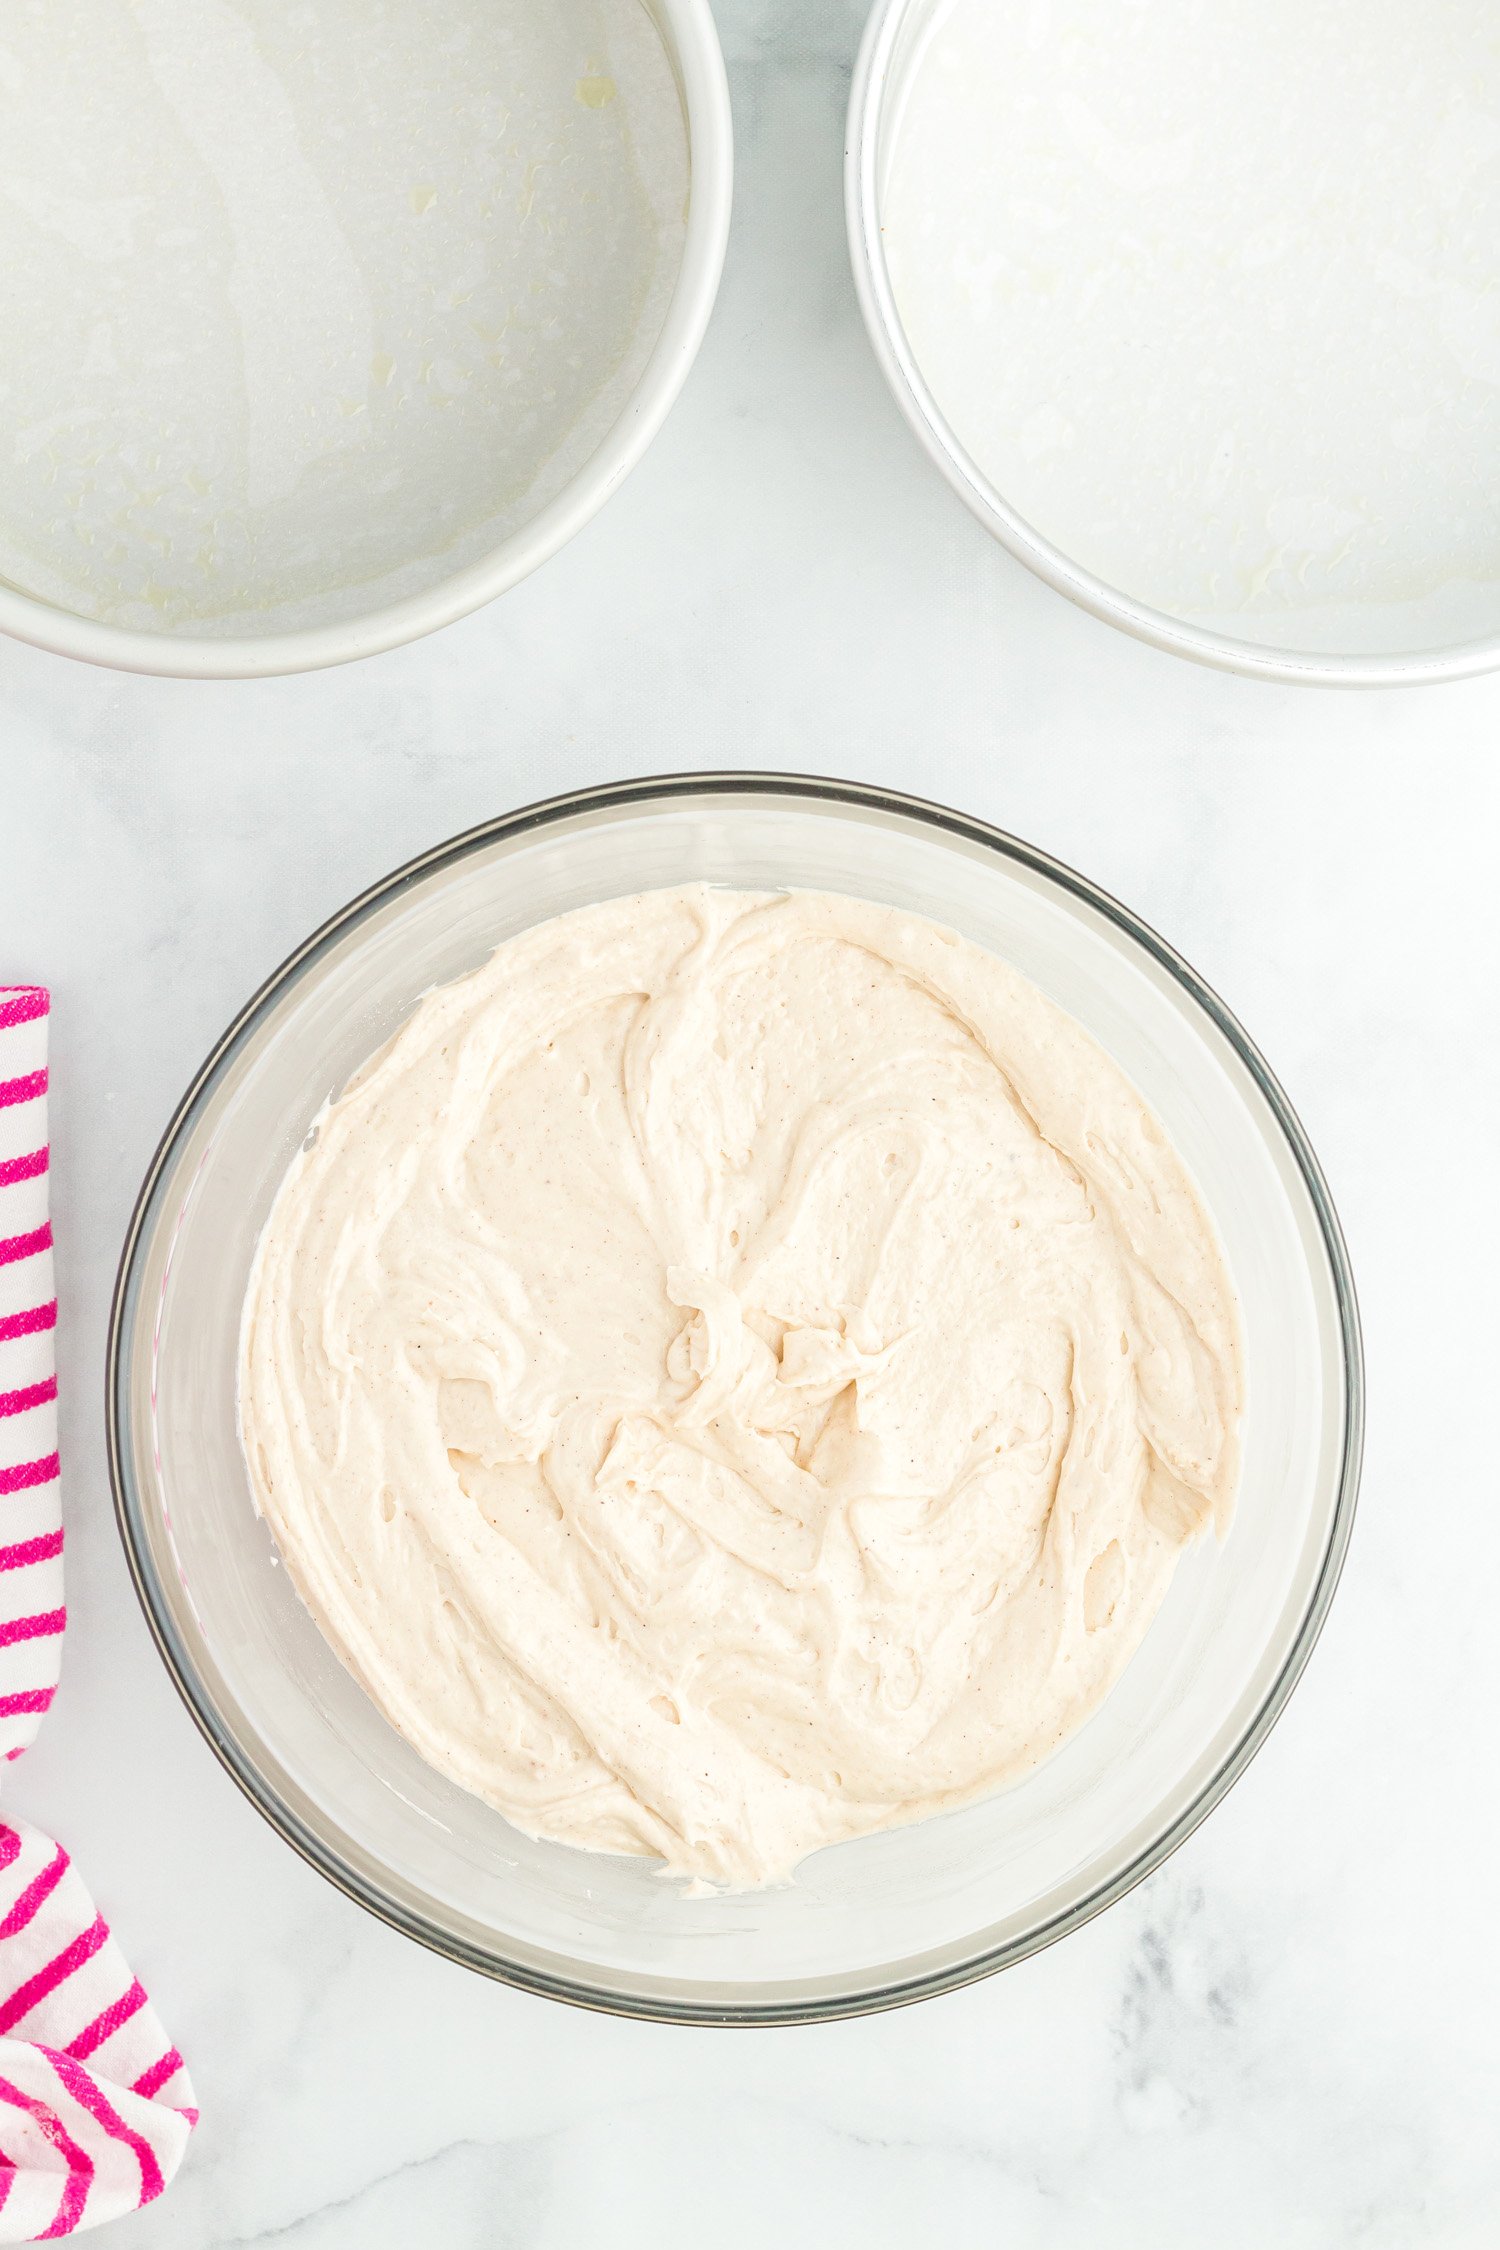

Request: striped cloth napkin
left=0, top=988, right=196, bottom=2240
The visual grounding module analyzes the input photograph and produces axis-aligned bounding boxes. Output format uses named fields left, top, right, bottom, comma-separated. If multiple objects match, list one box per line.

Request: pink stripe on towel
left=0, top=1611, right=65, bottom=1649
left=129, top=2052, right=185, bottom=2106
left=0, top=1916, right=108, bottom=2036
left=0, top=1073, right=47, bottom=1115
left=0, top=1533, right=65, bottom=1573
left=0, top=1302, right=57, bottom=1347
left=0, top=1379, right=57, bottom=1422
left=0, top=1150, right=48, bottom=1191
left=0, top=1226, right=52, bottom=1272
left=66, top=1980, right=148, bottom=2065
left=46, top=2051, right=165, bottom=2211
left=0, top=995, right=47, bottom=1034
left=0, top=1917, right=108, bottom=2043
left=0, top=2072, right=93, bottom=2238
left=0, top=1457, right=61, bottom=1499
left=0, top=1845, right=69, bottom=1942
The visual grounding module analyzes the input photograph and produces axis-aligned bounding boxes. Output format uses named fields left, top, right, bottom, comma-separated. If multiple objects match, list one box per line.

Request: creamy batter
left=240, top=888, right=1242, bottom=1888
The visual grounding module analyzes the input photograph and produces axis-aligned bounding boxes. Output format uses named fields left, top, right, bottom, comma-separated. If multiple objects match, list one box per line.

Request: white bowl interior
left=852, top=0, right=1500, bottom=682
left=116, top=790, right=1351, bottom=2013
left=0, top=0, right=708, bottom=657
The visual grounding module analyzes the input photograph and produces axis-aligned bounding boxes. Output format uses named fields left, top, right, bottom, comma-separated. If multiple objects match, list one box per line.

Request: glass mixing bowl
left=108, top=775, right=1361, bottom=2022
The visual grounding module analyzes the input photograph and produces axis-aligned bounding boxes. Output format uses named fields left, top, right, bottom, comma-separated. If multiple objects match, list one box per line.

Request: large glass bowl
left=108, top=775, right=1362, bottom=2023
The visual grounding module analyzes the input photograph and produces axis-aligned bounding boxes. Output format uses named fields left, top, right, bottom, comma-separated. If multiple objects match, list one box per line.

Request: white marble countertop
left=4, top=3, right=1499, bottom=2242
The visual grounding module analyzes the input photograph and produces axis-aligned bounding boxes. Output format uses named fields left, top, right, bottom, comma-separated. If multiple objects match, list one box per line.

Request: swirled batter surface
left=240, top=888, right=1242, bottom=1887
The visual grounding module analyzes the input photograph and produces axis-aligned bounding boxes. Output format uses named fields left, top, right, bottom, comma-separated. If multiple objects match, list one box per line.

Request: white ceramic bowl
left=846, top=0, right=1500, bottom=687
left=0, top=1, right=731, bottom=681
left=109, top=775, right=1361, bottom=2023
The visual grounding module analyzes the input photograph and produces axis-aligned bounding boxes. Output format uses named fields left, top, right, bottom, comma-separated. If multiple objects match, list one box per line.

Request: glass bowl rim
left=106, top=770, right=1364, bottom=2024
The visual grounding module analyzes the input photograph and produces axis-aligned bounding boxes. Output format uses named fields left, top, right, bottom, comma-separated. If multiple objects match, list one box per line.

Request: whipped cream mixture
left=240, top=888, right=1242, bottom=1888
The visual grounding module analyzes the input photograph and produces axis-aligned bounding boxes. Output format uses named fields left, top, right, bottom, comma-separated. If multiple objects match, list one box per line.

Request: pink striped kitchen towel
left=0, top=989, right=196, bottom=2240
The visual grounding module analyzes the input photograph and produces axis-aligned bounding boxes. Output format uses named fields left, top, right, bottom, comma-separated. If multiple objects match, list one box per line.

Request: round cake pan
left=846, top=0, right=1500, bottom=688
left=0, top=1, right=731, bottom=681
